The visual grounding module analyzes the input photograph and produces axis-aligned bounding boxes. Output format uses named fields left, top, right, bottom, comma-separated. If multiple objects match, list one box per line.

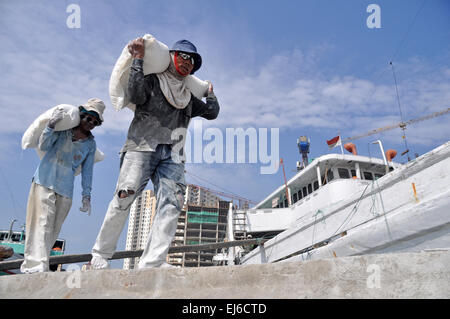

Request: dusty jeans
left=92, top=145, right=186, bottom=268
left=21, top=182, right=72, bottom=273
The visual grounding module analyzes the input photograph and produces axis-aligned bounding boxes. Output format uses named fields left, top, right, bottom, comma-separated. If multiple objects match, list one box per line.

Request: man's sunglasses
left=80, top=113, right=101, bottom=126
left=177, top=52, right=194, bottom=65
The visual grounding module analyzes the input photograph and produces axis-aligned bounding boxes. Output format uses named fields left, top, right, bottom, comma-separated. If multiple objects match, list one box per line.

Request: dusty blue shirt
left=32, top=127, right=96, bottom=199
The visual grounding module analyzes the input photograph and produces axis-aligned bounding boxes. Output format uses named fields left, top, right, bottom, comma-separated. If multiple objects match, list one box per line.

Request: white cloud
left=212, top=51, right=449, bottom=149
left=1, top=1, right=448, bottom=158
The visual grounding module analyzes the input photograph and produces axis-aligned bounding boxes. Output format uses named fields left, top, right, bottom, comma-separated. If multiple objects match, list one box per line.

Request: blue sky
left=0, top=0, right=449, bottom=268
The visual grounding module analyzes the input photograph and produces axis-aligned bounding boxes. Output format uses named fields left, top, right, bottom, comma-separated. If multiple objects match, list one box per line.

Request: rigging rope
left=353, top=0, right=429, bottom=121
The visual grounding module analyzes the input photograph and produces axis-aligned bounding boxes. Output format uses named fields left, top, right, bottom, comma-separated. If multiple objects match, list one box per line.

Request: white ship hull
left=238, top=141, right=450, bottom=264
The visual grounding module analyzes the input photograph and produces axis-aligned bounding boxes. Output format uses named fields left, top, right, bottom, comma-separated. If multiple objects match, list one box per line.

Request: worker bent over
left=21, top=99, right=105, bottom=273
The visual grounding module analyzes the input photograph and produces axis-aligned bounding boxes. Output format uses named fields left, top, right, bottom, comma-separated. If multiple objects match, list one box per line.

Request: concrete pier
left=1, top=250, right=449, bottom=299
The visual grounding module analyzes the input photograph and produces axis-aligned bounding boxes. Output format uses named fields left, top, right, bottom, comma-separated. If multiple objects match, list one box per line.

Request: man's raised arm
left=127, top=37, right=147, bottom=105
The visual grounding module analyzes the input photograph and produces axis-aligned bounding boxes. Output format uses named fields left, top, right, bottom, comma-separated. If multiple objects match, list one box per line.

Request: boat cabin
left=255, top=153, right=400, bottom=210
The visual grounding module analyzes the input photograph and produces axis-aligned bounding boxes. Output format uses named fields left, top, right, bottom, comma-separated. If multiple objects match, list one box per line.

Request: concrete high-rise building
left=123, top=190, right=157, bottom=269
left=185, top=184, right=221, bottom=208
left=123, top=185, right=230, bottom=269
left=168, top=201, right=229, bottom=267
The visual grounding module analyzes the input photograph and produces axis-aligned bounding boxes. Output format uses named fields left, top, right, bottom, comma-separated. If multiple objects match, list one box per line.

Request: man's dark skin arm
left=127, top=38, right=146, bottom=105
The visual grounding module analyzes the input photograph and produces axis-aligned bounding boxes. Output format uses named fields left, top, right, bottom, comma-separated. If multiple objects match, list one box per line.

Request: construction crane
left=342, top=107, right=449, bottom=144
left=188, top=183, right=257, bottom=205
left=184, top=170, right=258, bottom=207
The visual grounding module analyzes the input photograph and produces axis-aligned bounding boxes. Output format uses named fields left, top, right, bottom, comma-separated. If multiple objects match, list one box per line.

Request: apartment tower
left=123, top=190, right=157, bottom=269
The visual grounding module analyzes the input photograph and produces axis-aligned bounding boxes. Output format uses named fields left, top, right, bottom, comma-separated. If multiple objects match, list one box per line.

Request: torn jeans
left=91, top=145, right=186, bottom=268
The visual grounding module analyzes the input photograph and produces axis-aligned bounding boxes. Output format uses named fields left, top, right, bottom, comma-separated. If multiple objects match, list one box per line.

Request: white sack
left=109, top=33, right=210, bottom=111
left=22, top=104, right=105, bottom=176
left=185, top=75, right=211, bottom=101
left=22, top=104, right=80, bottom=149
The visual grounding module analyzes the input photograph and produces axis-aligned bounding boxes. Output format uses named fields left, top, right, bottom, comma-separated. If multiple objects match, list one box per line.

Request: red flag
left=326, top=136, right=341, bottom=149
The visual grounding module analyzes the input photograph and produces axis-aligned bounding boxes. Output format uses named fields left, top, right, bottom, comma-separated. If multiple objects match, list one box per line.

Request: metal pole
left=280, top=158, right=290, bottom=205
left=8, top=219, right=17, bottom=241
left=227, top=202, right=235, bottom=264
left=372, top=140, right=389, bottom=173
left=0, top=238, right=268, bottom=271
left=339, top=135, right=344, bottom=155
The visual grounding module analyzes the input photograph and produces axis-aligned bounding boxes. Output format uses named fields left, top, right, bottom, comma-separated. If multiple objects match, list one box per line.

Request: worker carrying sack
left=21, top=104, right=105, bottom=176
left=109, top=34, right=210, bottom=111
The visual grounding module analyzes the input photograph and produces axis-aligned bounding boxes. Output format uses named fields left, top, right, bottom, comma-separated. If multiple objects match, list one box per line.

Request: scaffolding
left=167, top=201, right=229, bottom=267
left=232, top=207, right=247, bottom=241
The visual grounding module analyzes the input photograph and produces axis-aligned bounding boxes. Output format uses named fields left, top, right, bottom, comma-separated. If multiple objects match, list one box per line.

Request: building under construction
left=123, top=186, right=234, bottom=269
left=168, top=200, right=230, bottom=267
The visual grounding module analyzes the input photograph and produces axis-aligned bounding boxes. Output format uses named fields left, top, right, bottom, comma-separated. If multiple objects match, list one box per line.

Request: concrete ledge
left=1, top=250, right=449, bottom=298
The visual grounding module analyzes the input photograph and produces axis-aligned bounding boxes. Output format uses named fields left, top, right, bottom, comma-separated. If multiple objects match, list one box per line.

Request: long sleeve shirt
left=32, top=127, right=96, bottom=199
left=120, top=58, right=220, bottom=155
